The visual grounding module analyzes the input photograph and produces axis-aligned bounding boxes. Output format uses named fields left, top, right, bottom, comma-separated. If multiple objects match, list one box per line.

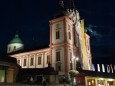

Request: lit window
left=56, top=51, right=60, bottom=61
left=23, top=59, right=26, bottom=66
left=98, top=80, right=105, bottom=85
left=47, top=55, right=50, bottom=64
left=30, top=58, right=34, bottom=66
left=56, top=31, right=60, bottom=39
left=87, top=79, right=95, bottom=86
left=38, top=56, right=41, bottom=65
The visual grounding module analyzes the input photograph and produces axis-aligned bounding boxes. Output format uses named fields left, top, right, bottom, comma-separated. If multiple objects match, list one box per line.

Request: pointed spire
left=67, top=0, right=76, bottom=12
left=54, top=0, right=67, bottom=18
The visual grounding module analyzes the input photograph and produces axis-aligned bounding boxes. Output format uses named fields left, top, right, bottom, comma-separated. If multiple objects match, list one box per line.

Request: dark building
left=0, top=55, right=20, bottom=83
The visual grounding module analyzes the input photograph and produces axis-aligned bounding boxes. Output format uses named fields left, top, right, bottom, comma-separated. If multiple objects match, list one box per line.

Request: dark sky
left=0, top=0, right=115, bottom=60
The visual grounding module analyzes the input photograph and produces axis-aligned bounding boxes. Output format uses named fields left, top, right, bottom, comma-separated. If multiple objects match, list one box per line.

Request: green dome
left=9, top=34, right=23, bottom=44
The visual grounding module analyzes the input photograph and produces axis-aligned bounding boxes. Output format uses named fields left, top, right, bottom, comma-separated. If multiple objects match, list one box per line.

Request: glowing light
left=76, top=57, right=79, bottom=61
left=97, top=64, right=100, bottom=72
left=108, top=79, right=113, bottom=81
left=102, top=64, right=105, bottom=72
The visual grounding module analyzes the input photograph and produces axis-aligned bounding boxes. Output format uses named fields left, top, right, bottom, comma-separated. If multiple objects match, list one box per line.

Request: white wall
left=7, top=43, right=24, bottom=53
left=44, top=52, right=50, bottom=67
left=52, top=47, right=65, bottom=73
left=52, top=21, right=64, bottom=44
left=66, top=23, right=73, bottom=45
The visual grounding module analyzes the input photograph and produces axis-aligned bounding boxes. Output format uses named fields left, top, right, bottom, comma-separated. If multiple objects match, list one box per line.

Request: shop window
left=87, top=79, right=95, bottom=86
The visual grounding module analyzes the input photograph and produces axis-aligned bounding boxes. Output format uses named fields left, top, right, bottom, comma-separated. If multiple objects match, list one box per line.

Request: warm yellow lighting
left=108, top=79, right=113, bottom=81
left=92, top=80, right=94, bottom=84
left=99, top=78, right=104, bottom=80
left=88, top=82, right=91, bottom=85
left=76, top=57, right=79, bottom=61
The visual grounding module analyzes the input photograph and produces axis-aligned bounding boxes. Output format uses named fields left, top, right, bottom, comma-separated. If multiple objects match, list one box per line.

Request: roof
left=0, top=54, right=17, bottom=64
left=8, top=44, right=49, bottom=55
left=54, top=0, right=67, bottom=18
left=9, top=34, right=23, bottom=44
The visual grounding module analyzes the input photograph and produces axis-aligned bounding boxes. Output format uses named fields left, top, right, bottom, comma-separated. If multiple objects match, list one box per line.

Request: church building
left=7, top=0, right=92, bottom=83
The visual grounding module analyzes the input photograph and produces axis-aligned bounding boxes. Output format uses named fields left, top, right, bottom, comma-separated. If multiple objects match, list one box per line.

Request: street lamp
left=76, top=57, right=79, bottom=61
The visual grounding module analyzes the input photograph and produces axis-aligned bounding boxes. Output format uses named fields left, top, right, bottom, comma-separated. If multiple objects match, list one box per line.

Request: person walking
left=30, top=76, right=34, bottom=86
left=42, top=76, right=46, bottom=86
left=63, top=76, right=66, bottom=86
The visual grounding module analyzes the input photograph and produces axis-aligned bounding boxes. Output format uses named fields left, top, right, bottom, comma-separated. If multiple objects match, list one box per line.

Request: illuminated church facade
left=7, top=0, right=92, bottom=75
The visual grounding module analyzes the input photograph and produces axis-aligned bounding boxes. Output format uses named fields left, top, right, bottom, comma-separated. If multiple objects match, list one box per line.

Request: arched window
left=14, top=46, right=16, bottom=50
left=56, top=30, right=60, bottom=39
left=68, top=32, right=71, bottom=40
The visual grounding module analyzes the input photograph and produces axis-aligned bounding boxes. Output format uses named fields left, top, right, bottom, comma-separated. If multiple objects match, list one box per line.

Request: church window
left=58, top=65, right=61, bottom=71
left=56, top=24, right=60, bottom=29
left=47, top=55, right=50, bottom=64
left=68, top=32, right=71, bottom=40
left=8, top=47, right=11, bottom=51
left=70, top=52, right=72, bottom=61
left=56, top=51, right=60, bottom=61
left=30, top=58, right=34, bottom=66
left=87, top=40, right=90, bottom=51
left=14, top=46, right=16, bottom=50
left=56, top=31, right=60, bottom=39
left=68, top=24, right=71, bottom=30
left=23, top=59, right=26, bottom=66
left=38, top=56, right=41, bottom=65
left=70, top=63, right=73, bottom=70
left=56, top=63, right=61, bottom=71
left=17, top=60, right=20, bottom=64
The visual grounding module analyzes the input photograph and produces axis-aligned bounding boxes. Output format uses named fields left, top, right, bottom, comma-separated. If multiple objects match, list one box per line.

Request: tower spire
left=67, top=0, right=76, bottom=12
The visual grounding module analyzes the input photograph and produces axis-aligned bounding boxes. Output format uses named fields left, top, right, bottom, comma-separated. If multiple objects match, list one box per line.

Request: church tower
left=49, top=0, right=78, bottom=75
left=49, top=0, right=92, bottom=75
left=7, top=34, right=24, bottom=54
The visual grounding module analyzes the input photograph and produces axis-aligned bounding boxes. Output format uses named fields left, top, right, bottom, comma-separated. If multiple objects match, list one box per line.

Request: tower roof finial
left=59, top=0, right=64, bottom=8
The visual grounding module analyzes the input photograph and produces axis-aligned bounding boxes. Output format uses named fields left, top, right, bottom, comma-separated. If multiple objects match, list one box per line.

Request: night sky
left=0, top=0, right=115, bottom=61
